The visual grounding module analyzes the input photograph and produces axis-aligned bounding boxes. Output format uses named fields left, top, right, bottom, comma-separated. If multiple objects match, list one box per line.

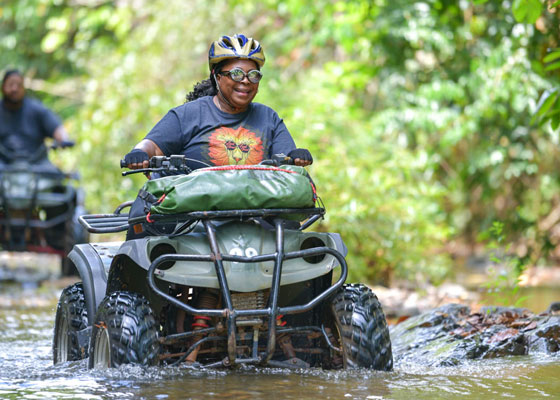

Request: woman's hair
left=185, top=73, right=217, bottom=102
left=185, top=61, right=227, bottom=102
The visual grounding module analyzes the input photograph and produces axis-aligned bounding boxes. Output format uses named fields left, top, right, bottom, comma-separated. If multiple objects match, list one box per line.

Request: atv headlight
left=149, top=243, right=177, bottom=270
left=300, top=237, right=327, bottom=264
left=3, top=172, right=36, bottom=199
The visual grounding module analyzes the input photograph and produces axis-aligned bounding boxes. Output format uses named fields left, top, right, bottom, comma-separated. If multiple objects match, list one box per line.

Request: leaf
left=472, top=0, right=489, bottom=4
left=543, top=50, right=560, bottom=63
left=513, top=295, right=530, bottom=307
left=40, top=31, right=67, bottom=53
left=512, top=0, right=542, bottom=24
left=551, top=1, right=560, bottom=7
left=545, top=61, right=560, bottom=71
left=551, top=113, right=560, bottom=131
left=535, top=89, right=559, bottom=118
left=522, top=321, right=537, bottom=331
left=488, top=328, right=519, bottom=343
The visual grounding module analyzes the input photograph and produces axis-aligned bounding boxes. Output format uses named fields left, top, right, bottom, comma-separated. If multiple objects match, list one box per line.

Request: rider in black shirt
left=0, top=69, right=71, bottom=168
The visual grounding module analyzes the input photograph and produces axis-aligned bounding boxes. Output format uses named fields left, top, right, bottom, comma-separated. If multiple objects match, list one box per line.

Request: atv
left=0, top=142, right=89, bottom=275
left=53, top=155, right=393, bottom=370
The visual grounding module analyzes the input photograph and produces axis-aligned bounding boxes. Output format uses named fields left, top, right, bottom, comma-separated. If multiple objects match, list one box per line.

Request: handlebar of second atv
left=0, top=140, right=75, bottom=164
left=119, top=154, right=297, bottom=176
left=50, top=140, right=75, bottom=150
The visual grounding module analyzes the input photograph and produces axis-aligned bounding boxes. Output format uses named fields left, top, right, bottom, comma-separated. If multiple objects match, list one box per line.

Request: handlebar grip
left=271, top=153, right=294, bottom=165
left=60, top=140, right=75, bottom=148
left=120, top=159, right=127, bottom=168
left=283, top=156, right=294, bottom=165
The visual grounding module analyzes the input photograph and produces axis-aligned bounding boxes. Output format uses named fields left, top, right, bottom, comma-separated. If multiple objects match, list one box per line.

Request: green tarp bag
left=140, top=165, right=317, bottom=215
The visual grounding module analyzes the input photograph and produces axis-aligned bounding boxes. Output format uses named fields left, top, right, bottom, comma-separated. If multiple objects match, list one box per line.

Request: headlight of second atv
left=2, top=172, right=36, bottom=205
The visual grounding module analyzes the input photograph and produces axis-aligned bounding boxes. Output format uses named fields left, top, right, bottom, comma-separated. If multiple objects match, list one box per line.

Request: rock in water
left=390, top=303, right=560, bottom=366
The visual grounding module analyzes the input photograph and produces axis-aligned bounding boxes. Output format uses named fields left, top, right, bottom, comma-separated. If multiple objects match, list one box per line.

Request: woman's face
left=215, top=59, right=260, bottom=111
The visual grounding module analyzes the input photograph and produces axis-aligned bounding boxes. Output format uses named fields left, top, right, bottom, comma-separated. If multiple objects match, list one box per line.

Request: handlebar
left=51, top=140, right=75, bottom=150
left=0, top=140, right=75, bottom=164
left=120, top=155, right=193, bottom=176
left=261, top=153, right=295, bottom=166
left=119, top=154, right=296, bottom=176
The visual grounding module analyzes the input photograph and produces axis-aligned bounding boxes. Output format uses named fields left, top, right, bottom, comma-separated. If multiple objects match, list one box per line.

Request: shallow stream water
left=0, top=280, right=559, bottom=399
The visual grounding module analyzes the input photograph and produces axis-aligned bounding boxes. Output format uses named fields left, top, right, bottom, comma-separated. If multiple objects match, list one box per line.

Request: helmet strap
left=214, top=73, right=240, bottom=112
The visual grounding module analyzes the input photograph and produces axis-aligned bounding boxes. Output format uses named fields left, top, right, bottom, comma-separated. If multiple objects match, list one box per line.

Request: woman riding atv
left=123, top=34, right=313, bottom=172
left=53, top=34, right=393, bottom=371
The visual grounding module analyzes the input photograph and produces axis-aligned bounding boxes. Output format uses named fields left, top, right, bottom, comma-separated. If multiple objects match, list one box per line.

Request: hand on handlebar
left=52, top=140, right=75, bottom=149
left=119, top=154, right=193, bottom=177
left=288, top=148, right=313, bottom=167
left=123, top=149, right=149, bottom=169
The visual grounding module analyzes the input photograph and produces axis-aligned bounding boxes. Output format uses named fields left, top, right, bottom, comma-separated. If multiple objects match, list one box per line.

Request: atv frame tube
left=146, top=214, right=348, bottom=367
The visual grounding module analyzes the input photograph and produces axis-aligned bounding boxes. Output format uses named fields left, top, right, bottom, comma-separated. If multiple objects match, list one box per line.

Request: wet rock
left=546, top=301, right=560, bottom=314
left=480, top=325, right=528, bottom=358
left=390, top=303, right=560, bottom=366
left=530, top=316, right=560, bottom=353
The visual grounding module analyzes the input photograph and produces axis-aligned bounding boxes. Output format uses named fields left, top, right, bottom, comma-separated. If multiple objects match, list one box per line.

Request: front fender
left=68, top=242, right=122, bottom=325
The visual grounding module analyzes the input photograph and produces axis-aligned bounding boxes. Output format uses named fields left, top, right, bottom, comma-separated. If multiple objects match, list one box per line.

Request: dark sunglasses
left=219, top=67, right=263, bottom=83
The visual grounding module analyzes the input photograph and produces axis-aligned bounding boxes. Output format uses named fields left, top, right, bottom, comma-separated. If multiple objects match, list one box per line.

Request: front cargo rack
left=78, top=201, right=132, bottom=233
left=79, top=203, right=325, bottom=234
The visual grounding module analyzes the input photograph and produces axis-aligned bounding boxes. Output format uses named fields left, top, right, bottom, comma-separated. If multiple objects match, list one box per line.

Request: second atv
left=0, top=142, right=89, bottom=276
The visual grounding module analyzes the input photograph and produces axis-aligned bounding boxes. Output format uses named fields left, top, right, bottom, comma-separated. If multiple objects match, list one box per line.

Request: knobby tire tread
left=53, top=282, right=89, bottom=363
left=89, top=291, right=159, bottom=368
left=331, top=283, right=393, bottom=371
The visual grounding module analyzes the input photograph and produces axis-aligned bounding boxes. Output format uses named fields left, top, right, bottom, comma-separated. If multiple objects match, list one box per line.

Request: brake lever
left=121, top=168, right=164, bottom=176
left=121, top=165, right=192, bottom=176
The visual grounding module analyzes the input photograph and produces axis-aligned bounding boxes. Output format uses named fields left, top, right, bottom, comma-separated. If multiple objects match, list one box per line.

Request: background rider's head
left=1, top=69, right=25, bottom=109
left=208, top=34, right=265, bottom=113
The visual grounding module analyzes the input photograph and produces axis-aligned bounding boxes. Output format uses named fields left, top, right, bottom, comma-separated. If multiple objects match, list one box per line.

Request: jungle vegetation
left=1, top=0, right=559, bottom=285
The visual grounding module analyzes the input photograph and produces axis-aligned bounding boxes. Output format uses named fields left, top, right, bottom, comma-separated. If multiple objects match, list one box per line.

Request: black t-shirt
left=145, top=96, right=296, bottom=170
left=0, top=97, right=61, bottom=159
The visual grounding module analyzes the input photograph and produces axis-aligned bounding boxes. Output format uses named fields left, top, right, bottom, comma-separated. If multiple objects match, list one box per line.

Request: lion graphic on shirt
left=208, top=126, right=264, bottom=165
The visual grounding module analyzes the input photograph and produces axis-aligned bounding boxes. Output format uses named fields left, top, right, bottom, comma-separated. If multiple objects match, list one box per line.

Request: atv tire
left=53, top=283, right=89, bottom=363
left=88, top=291, right=159, bottom=369
left=330, top=284, right=393, bottom=370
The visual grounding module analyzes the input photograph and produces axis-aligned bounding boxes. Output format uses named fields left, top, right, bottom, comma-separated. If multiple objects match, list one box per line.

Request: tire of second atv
left=53, top=282, right=89, bottom=364
left=88, top=291, right=160, bottom=369
left=330, top=283, right=393, bottom=371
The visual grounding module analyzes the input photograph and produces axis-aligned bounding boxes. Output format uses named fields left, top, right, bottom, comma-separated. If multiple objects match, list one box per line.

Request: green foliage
left=2, top=0, right=560, bottom=286
left=259, top=67, right=452, bottom=283
left=0, top=1, right=127, bottom=77
left=478, top=221, right=529, bottom=308
left=512, top=0, right=542, bottom=24
left=533, top=49, right=560, bottom=130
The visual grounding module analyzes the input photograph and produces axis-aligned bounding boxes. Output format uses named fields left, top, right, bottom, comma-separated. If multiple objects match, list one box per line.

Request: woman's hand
left=124, top=148, right=149, bottom=169
left=123, top=139, right=164, bottom=169
left=288, top=148, right=313, bottom=167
